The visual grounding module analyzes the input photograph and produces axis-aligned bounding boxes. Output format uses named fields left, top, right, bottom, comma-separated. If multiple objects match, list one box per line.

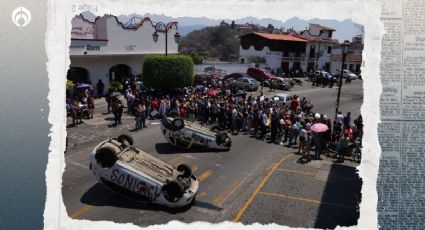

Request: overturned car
left=90, top=134, right=198, bottom=208
left=161, top=117, right=232, bottom=151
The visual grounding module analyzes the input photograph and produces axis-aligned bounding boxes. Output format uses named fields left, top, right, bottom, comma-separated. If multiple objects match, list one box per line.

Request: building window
left=328, top=31, right=332, bottom=38
left=327, top=46, right=331, bottom=54
left=356, top=64, right=361, bottom=72
left=343, top=64, right=347, bottom=70
left=349, top=64, right=354, bottom=70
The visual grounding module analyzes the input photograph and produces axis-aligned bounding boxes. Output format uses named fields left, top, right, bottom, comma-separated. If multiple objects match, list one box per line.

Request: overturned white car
left=90, top=135, right=198, bottom=208
left=160, top=117, right=232, bottom=151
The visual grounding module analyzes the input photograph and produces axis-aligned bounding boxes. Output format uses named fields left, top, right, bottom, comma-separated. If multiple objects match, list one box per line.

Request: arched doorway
left=67, top=67, right=90, bottom=84
left=109, top=64, right=132, bottom=83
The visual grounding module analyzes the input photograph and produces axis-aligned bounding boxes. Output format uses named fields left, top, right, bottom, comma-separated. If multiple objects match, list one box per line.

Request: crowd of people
left=68, top=74, right=363, bottom=163
left=66, top=87, right=95, bottom=127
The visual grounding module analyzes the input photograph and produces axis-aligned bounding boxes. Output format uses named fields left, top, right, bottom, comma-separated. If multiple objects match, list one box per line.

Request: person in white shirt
left=336, top=111, right=344, bottom=124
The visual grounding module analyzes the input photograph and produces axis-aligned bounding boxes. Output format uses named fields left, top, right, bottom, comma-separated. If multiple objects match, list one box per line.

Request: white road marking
left=70, top=161, right=89, bottom=169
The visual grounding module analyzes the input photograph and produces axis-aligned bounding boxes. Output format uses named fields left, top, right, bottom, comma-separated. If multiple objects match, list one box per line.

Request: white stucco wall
left=70, top=55, right=144, bottom=85
left=239, top=45, right=283, bottom=69
left=70, top=15, right=178, bottom=56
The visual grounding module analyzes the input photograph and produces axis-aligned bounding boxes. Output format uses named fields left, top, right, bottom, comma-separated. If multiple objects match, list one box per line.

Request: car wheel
left=177, top=164, right=192, bottom=178
left=117, top=134, right=134, bottom=146
left=216, top=131, right=228, bottom=145
left=163, top=180, right=185, bottom=202
left=172, top=118, right=185, bottom=131
left=353, top=149, right=361, bottom=163
left=95, top=146, right=118, bottom=168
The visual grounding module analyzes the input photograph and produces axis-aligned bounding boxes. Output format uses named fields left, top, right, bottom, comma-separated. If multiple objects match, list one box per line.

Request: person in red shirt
left=179, top=106, right=187, bottom=118
left=343, top=126, right=353, bottom=141
left=290, top=95, right=299, bottom=114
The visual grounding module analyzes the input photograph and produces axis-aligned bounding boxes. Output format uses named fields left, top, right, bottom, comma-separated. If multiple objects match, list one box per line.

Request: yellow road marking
left=167, top=155, right=185, bottom=165
left=69, top=205, right=94, bottom=219
left=198, top=191, right=207, bottom=197
left=232, top=154, right=293, bottom=222
left=277, top=168, right=316, bottom=176
left=212, top=180, right=243, bottom=206
left=197, top=170, right=212, bottom=182
left=258, top=191, right=355, bottom=210
left=68, top=194, right=112, bottom=219
left=191, top=166, right=198, bottom=173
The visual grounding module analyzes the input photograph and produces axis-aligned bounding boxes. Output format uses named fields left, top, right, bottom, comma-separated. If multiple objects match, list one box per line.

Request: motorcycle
left=326, top=137, right=362, bottom=163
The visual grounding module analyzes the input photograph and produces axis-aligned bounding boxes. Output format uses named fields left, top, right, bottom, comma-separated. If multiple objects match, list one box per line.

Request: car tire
left=216, top=132, right=228, bottom=145
left=177, top=164, right=192, bottom=178
left=117, top=134, right=134, bottom=146
left=95, top=146, right=118, bottom=168
left=172, top=118, right=185, bottom=131
left=353, top=148, right=361, bottom=163
left=163, top=180, right=185, bottom=202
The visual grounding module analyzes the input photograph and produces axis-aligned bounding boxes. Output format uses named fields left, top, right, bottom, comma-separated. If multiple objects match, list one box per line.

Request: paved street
left=63, top=79, right=363, bottom=228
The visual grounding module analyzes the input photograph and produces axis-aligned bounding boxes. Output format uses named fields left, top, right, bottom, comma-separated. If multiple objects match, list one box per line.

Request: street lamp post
left=334, top=40, right=351, bottom=120
left=152, top=22, right=181, bottom=56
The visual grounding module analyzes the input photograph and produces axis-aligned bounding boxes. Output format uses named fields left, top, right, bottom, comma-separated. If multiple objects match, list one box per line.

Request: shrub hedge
left=142, top=54, right=194, bottom=90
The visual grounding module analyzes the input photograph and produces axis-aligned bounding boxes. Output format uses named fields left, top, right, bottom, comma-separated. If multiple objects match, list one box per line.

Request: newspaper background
left=44, top=0, right=389, bottom=229
left=377, top=0, right=425, bottom=229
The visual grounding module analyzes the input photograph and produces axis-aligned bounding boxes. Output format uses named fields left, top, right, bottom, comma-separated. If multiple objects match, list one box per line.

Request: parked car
left=264, top=77, right=291, bottom=90
left=223, top=73, right=250, bottom=81
left=247, top=67, right=276, bottom=82
left=231, top=77, right=260, bottom=91
left=271, top=93, right=293, bottom=107
left=319, top=71, right=336, bottom=81
left=161, top=117, right=232, bottom=150
left=90, top=134, right=198, bottom=208
left=336, top=69, right=358, bottom=79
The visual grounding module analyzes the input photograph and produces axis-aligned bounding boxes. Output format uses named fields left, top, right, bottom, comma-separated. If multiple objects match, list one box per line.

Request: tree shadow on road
left=313, top=163, right=362, bottom=228
left=80, top=183, right=222, bottom=214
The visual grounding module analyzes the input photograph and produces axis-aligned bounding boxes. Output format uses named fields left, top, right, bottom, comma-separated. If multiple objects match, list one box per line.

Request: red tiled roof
left=253, top=32, right=308, bottom=42
left=310, top=23, right=336, bottom=31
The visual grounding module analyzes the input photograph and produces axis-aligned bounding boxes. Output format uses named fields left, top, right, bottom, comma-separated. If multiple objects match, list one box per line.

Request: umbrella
left=207, top=89, right=218, bottom=96
left=76, top=83, right=93, bottom=90
left=310, top=123, right=329, bottom=133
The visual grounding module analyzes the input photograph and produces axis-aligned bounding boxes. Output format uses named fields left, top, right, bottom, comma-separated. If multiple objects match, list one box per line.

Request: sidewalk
left=67, top=97, right=133, bottom=126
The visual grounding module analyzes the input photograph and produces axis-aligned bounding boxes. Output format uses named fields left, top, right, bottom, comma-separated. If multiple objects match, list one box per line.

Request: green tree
left=178, top=23, right=240, bottom=62
left=190, top=53, right=203, bottom=64
left=142, top=54, right=194, bottom=90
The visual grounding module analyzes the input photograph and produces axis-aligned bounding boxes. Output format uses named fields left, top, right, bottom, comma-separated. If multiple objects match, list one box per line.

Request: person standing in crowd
left=105, top=88, right=113, bottom=114
left=96, top=79, right=105, bottom=98
left=270, top=109, right=279, bottom=144
left=290, top=95, right=299, bottom=114
left=313, top=131, right=323, bottom=160
left=343, top=112, right=352, bottom=129
left=259, top=110, right=267, bottom=140
left=288, top=118, right=300, bottom=147
left=118, top=97, right=124, bottom=125
left=87, top=93, right=95, bottom=119
left=354, top=115, right=363, bottom=139
left=304, top=124, right=312, bottom=161
left=298, top=124, right=306, bottom=154
left=336, top=111, right=344, bottom=125
left=280, top=115, right=291, bottom=145
left=134, top=102, right=142, bottom=130
left=111, top=98, right=119, bottom=126
left=336, top=133, right=350, bottom=162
